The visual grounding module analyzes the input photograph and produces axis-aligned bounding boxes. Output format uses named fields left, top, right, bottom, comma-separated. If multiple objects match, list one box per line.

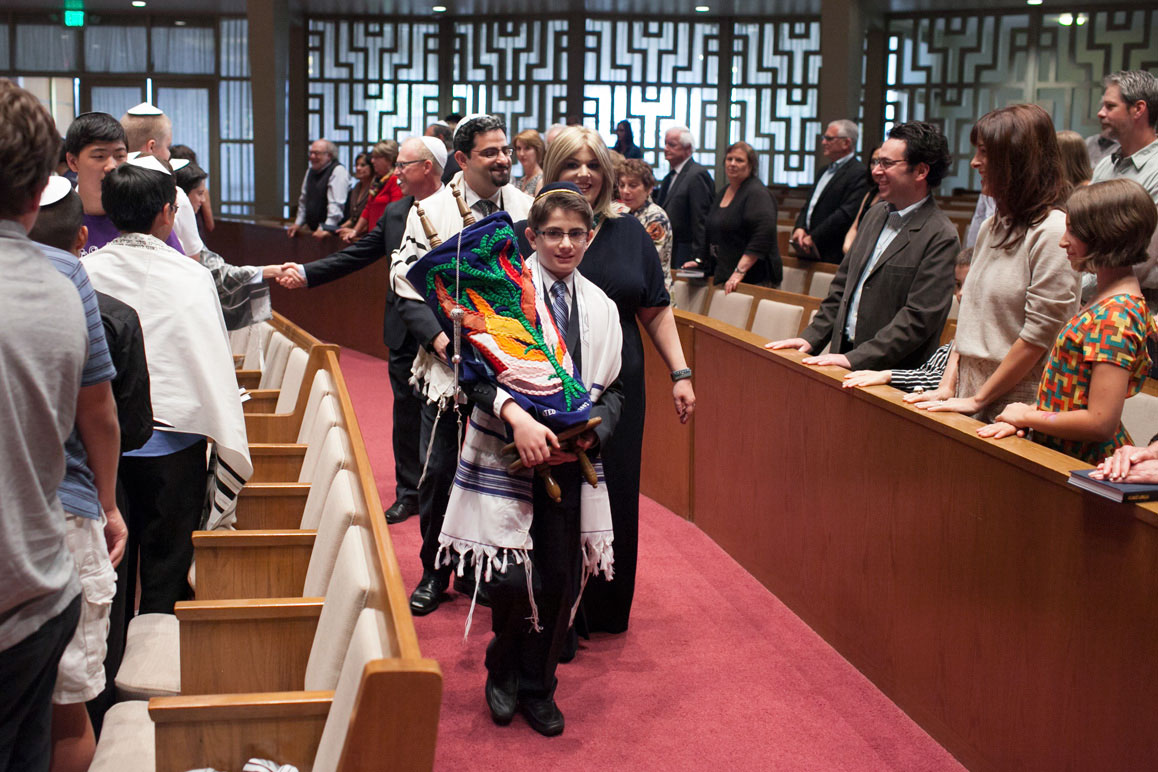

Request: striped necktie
left=474, top=198, right=498, bottom=217
left=550, top=280, right=568, bottom=342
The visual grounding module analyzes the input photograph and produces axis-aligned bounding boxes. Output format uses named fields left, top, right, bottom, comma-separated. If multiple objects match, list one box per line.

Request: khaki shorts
left=52, top=514, right=116, bottom=704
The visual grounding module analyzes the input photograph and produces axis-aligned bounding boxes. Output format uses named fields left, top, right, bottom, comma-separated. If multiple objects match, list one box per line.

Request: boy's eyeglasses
left=535, top=228, right=589, bottom=245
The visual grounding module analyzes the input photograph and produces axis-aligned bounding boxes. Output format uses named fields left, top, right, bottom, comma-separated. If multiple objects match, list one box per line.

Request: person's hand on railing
left=1092, top=442, right=1158, bottom=482
left=842, top=369, right=892, bottom=389
left=903, top=384, right=952, bottom=405
left=764, top=337, right=812, bottom=353
left=802, top=353, right=850, bottom=369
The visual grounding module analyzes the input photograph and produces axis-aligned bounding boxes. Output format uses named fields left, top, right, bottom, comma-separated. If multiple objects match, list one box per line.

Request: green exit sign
left=64, top=9, right=85, bottom=25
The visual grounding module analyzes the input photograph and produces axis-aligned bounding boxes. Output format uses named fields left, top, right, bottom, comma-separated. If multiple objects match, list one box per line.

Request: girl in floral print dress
left=979, top=178, right=1158, bottom=463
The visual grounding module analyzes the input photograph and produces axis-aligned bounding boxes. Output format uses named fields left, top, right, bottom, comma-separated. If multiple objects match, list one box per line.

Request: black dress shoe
left=409, top=576, right=447, bottom=616
left=485, top=674, right=518, bottom=725
left=520, top=696, right=564, bottom=736
left=384, top=500, right=417, bottom=525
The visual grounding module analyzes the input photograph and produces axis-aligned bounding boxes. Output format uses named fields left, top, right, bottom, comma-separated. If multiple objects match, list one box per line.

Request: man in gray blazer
left=767, top=121, right=959, bottom=371
left=655, top=126, right=714, bottom=268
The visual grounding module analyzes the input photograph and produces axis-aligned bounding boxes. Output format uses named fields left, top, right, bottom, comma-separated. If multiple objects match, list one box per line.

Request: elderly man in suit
left=654, top=125, right=714, bottom=268
left=791, top=119, right=870, bottom=264
left=767, top=121, right=960, bottom=371
left=279, top=136, right=447, bottom=525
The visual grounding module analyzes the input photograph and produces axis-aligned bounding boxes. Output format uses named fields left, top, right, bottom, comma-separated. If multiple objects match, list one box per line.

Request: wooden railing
left=639, top=310, right=1158, bottom=771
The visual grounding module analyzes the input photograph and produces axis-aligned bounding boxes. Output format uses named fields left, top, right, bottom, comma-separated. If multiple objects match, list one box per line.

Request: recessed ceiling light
left=432, top=5, right=446, bottom=11
left=1058, top=12, right=1073, bottom=24
left=695, top=5, right=710, bottom=11
left=1026, top=0, right=1042, bottom=5
left=175, top=19, right=186, bottom=25
left=131, top=1, right=146, bottom=6
left=1075, top=13, right=1087, bottom=24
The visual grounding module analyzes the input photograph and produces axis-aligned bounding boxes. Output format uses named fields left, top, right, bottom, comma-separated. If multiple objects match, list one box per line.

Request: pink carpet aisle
left=339, top=348, right=964, bottom=771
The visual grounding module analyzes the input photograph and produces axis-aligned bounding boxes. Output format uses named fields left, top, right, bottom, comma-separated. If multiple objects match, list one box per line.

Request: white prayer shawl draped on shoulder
left=82, top=233, right=252, bottom=529
left=437, top=254, right=623, bottom=635
left=388, top=172, right=533, bottom=404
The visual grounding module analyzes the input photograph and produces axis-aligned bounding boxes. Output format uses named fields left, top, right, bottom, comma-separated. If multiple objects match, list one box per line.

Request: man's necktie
left=550, top=280, right=569, bottom=342
left=656, top=170, right=675, bottom=206
left=474, top=199, right=498, bottom=217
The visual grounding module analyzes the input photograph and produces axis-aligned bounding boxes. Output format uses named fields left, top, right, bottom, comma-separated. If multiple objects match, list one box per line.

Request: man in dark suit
left=279, top=136, right=447, bottom=523
left=768, top=121, right=960, bottom=371
left=654, top=125, right=714, bottom=268
left=791, top=119, right=870, bottom=264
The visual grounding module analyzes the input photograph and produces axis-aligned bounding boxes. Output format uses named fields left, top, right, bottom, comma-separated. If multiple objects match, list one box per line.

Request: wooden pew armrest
left=248, top=443, right=307, bottom=482
left=245, top=413, right=301, bottom=443
left=150, top=691, right=332, bottom=772
left=235, top=483, right=310, bottom=530
left=236, top=370, right=261, bottom=390
left=242, top=389, right=280, bottom=414
left=192, top=530, right=316, bottom=599
left=176, top=598, right=322, bottom=695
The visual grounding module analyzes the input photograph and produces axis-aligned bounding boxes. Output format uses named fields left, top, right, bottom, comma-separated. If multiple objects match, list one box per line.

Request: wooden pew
left=640, top=311, right=1158, bottom=771
left=95, top=319, right=442, bottom=772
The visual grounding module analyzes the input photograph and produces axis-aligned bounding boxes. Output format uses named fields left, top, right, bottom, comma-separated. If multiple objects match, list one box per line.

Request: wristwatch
left=670, top=368, right=692, bottom=382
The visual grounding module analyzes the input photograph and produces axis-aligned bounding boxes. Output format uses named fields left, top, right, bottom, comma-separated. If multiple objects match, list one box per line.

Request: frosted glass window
left=152, top=27, right=215, bottom=74
left=84, top=26, right=147, bottom=73
left=16, top=25, right=78, bottom=71
left=157, top=87, right=210, bottom=164
left=91, top=86, right=144, bottom=119
left=220, top=19, right=249, bottom=78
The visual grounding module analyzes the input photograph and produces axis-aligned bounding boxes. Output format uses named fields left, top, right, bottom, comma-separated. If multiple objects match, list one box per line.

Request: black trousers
left=417, top=400, right=470, bottom=582
left=486, top=464, right=582, bottom=700
left=120, top=439, right=208, bottom=615
left=388, top=339, right=422, bottom=511
left=0, top=595, right=81, bottom=772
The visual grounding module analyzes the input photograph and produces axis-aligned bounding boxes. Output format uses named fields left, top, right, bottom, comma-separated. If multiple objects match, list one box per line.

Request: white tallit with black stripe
left=437, top=255, right=622, bottom=633
left=83, top=233, right=252, bottom=529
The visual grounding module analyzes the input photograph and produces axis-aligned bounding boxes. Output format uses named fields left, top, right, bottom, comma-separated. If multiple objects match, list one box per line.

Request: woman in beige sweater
left=910, top=104, right=1080, bottom=422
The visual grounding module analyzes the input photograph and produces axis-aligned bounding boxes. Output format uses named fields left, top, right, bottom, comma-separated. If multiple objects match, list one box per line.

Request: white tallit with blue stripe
left=437, top=255, right=622, bottom=632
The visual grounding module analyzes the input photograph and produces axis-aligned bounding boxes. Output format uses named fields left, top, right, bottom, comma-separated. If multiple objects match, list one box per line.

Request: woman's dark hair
left=1066, top=178, right=1157, bottom=270
left=174, top=161, right=208, bottom=195
left=1055, top=130, right=1092, bottom=188
left=618, top=158, right=656, bottom=190
left=101, top=164, right=176, bottom=234
left=612, top=120, right=636, bottom=153
left=725, top=141, right=758, bottom=179
left=969, top=104, right=1069, bottom=249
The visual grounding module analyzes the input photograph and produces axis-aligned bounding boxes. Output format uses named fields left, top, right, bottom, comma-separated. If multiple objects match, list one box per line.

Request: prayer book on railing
left=1068, top=469, right=1158, bottom=503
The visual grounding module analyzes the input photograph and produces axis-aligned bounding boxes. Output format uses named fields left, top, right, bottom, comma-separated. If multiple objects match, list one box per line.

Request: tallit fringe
left=436, top=538, right=540, bottom=641
left=570, top=533, right=615, bottom=626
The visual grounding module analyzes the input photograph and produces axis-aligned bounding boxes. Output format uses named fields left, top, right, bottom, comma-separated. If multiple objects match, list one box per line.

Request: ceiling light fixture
left=432, top=5, right=447, bottom=11
left=1026, top=0, right=1042, bottom=5
left=1075, top=13, right=1087, bottom=24
left=175, top=19, right=186, bottom=25
left=695, top=5, right=710, bottom=11
left=131, top=0, right=146, bottom=6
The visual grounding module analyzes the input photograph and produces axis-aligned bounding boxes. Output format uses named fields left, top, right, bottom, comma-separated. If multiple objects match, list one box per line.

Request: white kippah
left=170, top=158, right=190, bottom=171
left=39, top=175, right=74, bottom=207
left=125, top=154, right=172, bottom=175
left=453, top=113, right=489, bottom=141
left=419, top=136, right=448, bottom=169
left=127, top=102, right=164, bottom=116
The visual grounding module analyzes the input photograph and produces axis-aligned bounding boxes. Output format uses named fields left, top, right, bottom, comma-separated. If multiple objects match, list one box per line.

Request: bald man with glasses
left=791, top=119, right=870, bottom=264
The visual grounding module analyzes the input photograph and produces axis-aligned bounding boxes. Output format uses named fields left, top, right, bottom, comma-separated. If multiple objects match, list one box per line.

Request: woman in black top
left=515, top=127, right=695, bottom=634
left=688, top=141, right=781, bottom=292
left=611, top=120, right=644, bottom=160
